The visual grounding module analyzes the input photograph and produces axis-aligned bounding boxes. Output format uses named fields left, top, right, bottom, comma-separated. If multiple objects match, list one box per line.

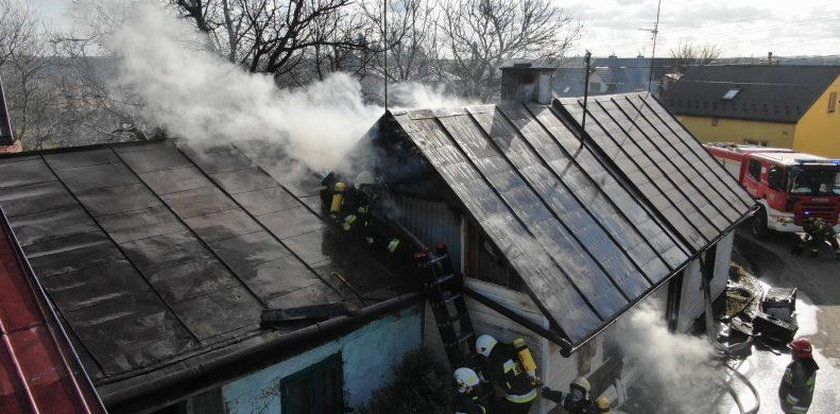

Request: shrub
left=360, top=349, right=453, bottom=414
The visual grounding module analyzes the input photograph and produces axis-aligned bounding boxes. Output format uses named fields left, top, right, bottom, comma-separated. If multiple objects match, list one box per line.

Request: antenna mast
left=383, top=0, right=389, bottom=112
left=581, top=51, right=592, bottom=134
left=646, top=0, right=663, bottom=93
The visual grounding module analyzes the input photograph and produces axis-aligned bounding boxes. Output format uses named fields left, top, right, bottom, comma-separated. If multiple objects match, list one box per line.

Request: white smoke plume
left=614, top=302, right=727, bottom=414
left=106, top=3, right=466, bottom=171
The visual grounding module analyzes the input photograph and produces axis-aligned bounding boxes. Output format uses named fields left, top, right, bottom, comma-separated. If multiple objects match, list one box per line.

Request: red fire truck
left=705, top=143, right=840, bottom=235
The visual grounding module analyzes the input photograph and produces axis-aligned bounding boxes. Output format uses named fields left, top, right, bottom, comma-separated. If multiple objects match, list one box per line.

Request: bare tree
left=669, top=42, right=722, bottom=74
left=439, top=0, right=579, bottom=102
left=170, top=0, right=369, bottom=83
left=0, top=0, right=60, bottom=149
left=360, top=0, right=440, bottom=83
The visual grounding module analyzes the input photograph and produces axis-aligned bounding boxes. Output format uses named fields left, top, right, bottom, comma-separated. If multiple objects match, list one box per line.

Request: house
left=554, top=55, right=679, bottom=98
left=662, top=65, right=840, bottom=157
left=0, top=138, right=427, bottom=414
left=334, top=65, right=755, bottom=412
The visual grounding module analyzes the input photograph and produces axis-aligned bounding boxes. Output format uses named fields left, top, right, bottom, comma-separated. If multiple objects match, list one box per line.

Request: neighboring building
left=662, top=65, right=840, bottom=157
left=338, top=65, right=755, bottom=412
left=554, top=55, right=679, bottom=98
left=0, top=140, right=425, bottom=414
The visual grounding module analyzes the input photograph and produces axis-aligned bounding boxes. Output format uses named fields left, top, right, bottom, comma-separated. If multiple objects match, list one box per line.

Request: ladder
left=420, top=242, right=477, bottom=367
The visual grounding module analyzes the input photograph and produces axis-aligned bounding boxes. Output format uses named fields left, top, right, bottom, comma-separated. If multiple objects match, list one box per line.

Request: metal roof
left=661, top=65, right=840, bottom=123
left=1, top=205, right=107, bottom=414
left=386, top=93, right=754, bottom=346
left=0, top=140, right=415, bottom=407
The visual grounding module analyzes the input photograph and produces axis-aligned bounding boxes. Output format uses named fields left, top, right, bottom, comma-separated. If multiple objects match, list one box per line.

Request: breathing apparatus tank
left=513, top=337, right=537, bottom=378
left=330, top=181, right=346, bottom=216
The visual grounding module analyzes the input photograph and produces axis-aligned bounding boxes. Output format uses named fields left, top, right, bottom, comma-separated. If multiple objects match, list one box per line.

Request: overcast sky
left=31, top=0, right=840, bottom=58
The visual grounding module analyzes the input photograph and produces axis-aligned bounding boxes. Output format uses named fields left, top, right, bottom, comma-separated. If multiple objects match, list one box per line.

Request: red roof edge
left=0, top=205, right=108, bottom=414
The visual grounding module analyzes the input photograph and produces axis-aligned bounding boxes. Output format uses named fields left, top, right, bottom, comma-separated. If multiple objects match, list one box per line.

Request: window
left=748, top=159, right=762, bottom=181
left=282, top=355, right=344, bottom=414
left=768, top=166, right=784, bottom=190
left=829, top=91, right=837, bottom=113
left=722, top=89, right=741, bottom=100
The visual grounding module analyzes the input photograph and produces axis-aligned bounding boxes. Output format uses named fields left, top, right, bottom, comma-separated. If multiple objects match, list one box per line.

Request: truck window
left=748, top=160, right=762, bottom=181
left=768, top=166, right=784, bottom=190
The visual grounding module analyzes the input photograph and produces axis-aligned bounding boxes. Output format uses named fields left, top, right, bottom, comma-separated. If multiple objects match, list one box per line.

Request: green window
left=281, top=355, right=344, bottom=414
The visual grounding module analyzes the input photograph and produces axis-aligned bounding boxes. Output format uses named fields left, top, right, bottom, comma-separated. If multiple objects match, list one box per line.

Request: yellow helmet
left=596, top=397, right=611, bottom=411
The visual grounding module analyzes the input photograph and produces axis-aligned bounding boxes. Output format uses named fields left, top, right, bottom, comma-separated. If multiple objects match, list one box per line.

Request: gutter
left=105, top=291, right=425, bottom=412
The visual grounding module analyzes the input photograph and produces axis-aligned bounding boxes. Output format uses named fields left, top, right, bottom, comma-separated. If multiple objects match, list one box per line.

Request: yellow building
left=662, top=65, right=840, bottom=158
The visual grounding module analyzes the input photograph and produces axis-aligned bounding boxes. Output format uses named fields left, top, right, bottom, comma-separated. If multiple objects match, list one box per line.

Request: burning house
left=327, top=64, right=757, bottom=412
left=1, top=61, right=757, bottom=414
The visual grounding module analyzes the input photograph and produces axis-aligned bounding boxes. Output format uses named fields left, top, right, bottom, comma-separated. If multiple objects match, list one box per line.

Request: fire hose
left=701, top=257, right=761, bottom=414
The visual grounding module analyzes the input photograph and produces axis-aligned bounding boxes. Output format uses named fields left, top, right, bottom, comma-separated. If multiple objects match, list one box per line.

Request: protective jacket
left=453, top=391, right=486, bottom=414
left=779, top=358, right=819, bottom=413
left=482, top=342, right=538, bottom=404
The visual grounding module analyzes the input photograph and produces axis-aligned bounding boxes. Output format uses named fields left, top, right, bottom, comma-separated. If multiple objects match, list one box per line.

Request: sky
left=30, top=0, right=840, bottom=58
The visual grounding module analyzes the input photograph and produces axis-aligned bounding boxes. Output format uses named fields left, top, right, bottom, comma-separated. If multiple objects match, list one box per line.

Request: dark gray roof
left=661, top=65, right=840, bottom=123
left=382, top=93, right=753, bottom=346
left=0, top=140, right=413, bottom=400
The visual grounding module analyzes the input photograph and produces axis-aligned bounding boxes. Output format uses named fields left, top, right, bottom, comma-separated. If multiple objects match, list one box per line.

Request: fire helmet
left=789, top=338, right=813, bottom=359
left=475, top=334, right=498, bottom=357
left=454, top=367, right=480, bottom=393
left=595, top=397, right=611, bottom=411
left=570, top=376, right=591, bottom=394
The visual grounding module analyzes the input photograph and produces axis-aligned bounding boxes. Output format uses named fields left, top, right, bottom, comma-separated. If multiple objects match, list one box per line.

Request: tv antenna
left=638, top=0, right=663, bottom=93
left=383, top=0, right=389, bottom=112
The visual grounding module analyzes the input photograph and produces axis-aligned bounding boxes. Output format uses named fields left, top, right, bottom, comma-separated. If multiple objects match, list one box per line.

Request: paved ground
left=720, top=227, right=840, bottom=414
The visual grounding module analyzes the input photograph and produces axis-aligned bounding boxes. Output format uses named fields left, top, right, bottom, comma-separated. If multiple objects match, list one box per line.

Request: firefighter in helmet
left=779, top=338, right=819, bottom=414
left=794, top=217, right=840, bottom=258
left=475, top=334, right=539, bottom=414
left=542, top=377, right=598, bottom=414
left=454, top=367, right=487, bottom=414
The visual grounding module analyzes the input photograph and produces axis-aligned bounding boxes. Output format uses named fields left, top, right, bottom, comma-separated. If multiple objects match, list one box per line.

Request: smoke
left=106, top=3, right=466, bottom=172
left=614, top=302, right=727, bottom=414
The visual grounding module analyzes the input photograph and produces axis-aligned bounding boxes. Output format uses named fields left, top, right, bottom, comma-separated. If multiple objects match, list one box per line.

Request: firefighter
left=594, top=397, right=611, bottom=413
left=779, top=338, right=819, bottom=414
left=475, top=334, right=538, bottom=414
left=541, top=377, right=597, bottom=414
left=794, top=218, right=840, bottom=258
left=454, top=367, right=487, bottom=414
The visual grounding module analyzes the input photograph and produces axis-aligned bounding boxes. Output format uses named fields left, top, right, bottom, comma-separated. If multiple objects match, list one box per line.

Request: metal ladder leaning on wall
left=419, top=242, right=478, bottom=368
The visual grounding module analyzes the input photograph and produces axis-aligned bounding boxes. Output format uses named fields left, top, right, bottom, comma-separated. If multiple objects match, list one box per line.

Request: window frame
left=280, top=354, right=344, bottom=414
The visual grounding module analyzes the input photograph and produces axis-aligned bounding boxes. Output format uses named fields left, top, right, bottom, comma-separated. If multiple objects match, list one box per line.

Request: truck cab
left=706, top=143, right=840, bottom=234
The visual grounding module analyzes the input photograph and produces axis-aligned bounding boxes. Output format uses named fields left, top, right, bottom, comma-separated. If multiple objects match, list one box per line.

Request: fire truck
left=705, top=143, right=840, bottom=235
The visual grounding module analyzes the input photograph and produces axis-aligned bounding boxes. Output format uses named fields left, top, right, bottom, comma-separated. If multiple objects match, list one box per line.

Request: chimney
left=1, top=75, right=17, bottom=148
left=500, top=63, right=556, bottom=105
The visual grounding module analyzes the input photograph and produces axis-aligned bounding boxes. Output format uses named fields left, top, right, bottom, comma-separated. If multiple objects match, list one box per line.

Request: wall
left=676, top=115, right=796, bottom=148
left=389, top=194, right=463, bottom=271
left=792, top=75, right=840, bottom=158
left=675, top=233, right=734, bottom=332
left=222, top=307, right=422, bottom=414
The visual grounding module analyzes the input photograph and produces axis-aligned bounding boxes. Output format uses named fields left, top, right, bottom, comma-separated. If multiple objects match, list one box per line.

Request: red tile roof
left=1, top=207, right=106, bottom=414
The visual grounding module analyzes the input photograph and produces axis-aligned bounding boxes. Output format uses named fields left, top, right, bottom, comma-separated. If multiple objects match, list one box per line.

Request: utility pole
left=581, top=51, right=592, bottom=134
left=383, top=0, right=389, bottom=112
